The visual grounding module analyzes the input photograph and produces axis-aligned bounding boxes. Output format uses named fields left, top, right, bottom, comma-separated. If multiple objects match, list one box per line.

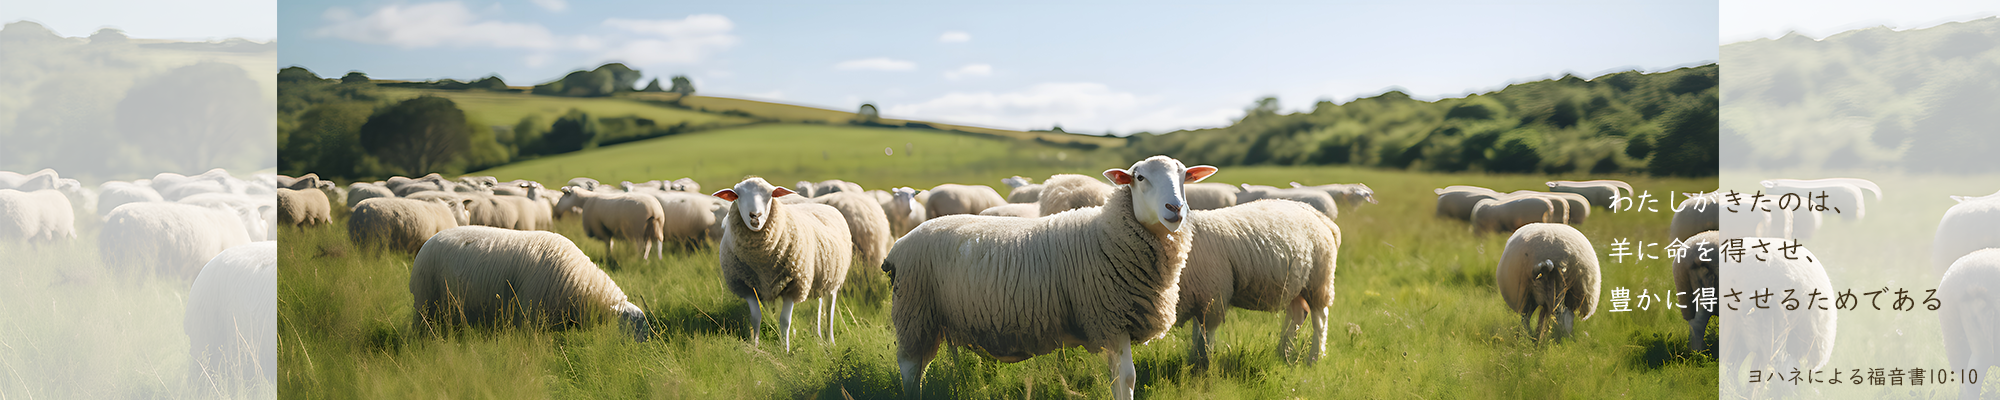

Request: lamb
left=1038, top=174, right=1115, bottom=217
left=410, top=226, right=649, bottom=342
left=183, top=241, right=277, bottom=387
left=1185, top=182, right=1240, bottom=210
left=346, top=182, right=395, bottom=210
left=884, top=187, right=927, bottom=238
left=1471, top=195, right=1562, bottom=233
left=1672, top=230, right=1721, bottom=352
left=557, top=188, right=666, bottom=260
left=1003, top=175, right=1043, bottom=203
left=97, top=181, right=163, bottom=217
left=1720, top=238, right=1834, bottom=399
left=1436, top=186, right=1501, bottom=220
left=922, top=183, right=1008, bottom=219
left=503, top=183, right=553, bottom=231
left=275, top=188, right=333, bottom=228
left=1937, top=249, right=2000, bottom=400
left=1495, top=223, right=1601, bottom=341
left=1511, top=190, right=1587, bottom=225
left=807, top=192, right=892, bottom=270
left=1290, top=182, right=1378, bottom=208
left=1176, top=199, right=1341, bottom=369
left=1669, top=194, right=1721, bottom=243
left=1237, top=185, right=1338, bottom=220
left=886, top=156, right=1216, bottom=400
left=347, top=197, right=472, bottom=254
left=978, top=203, right=1040, bottom=218
left=0, top=189, right=76, bottom=246
left=713, top=178, right=854, bottom=352
left=1932, top=194, right=2000, bottom=278
left=100, top=202, right=254, bottom=282
left=1547, top=180, right=1634, bottom=209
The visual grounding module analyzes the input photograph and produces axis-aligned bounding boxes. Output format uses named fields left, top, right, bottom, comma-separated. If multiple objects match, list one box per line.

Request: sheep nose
left=1165, top=213, right=1183, bottom=224
left=1164, top=203, right=1181, bottom=213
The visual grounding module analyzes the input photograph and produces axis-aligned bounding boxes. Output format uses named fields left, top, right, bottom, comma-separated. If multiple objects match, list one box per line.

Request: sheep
left=1672, top=230, right=1721, bottom=352
left=1004, top=175, right=1043, bottom=203
left=557, top=187, right=665, bottom=260
left=564, top=177, right=602, bottom=191
left=1933, top=195, right=2000, bottom=278
left=346, top=182, right=395, bottom=210
left=0, top=189, right=76, bottom=246
left=1471, top=194, right=1562, bottom=233
left=793, top=180, right=818, bottom=198
left=503, top=183, right=553, bottom=231
left=278, top=173, right=319, bottom=190
left=1720, top=237, right=1834, bottom=399
left=1237, top=185, right=1338, bottom=220
left=978, top=203, right=1040, bottom=218
left=865, top=189, right=892, bottom=204
left=457, top=175, right=499, bottom=191
left=886, top=156, right=1216, bottom=400
left=179, top=192, right=276, bottom=241
left=1290, top=182, right=1378, bottom=208
left=1436, top=186, right=1502, bottom=221
left=100, top=202, right=253, bottom=282
left=1185, top=182, right=1239, bottom=210
left=1177, top=199, right=1340, bottom=369
left=923, top=183, right=1008, bottom=219
left=807, top=192, right=892, bottom=270
left=96, top=181, right=163, bottom=217
left=0, top=169, right=60, bottom=191
left=1669, top=194, right=1721, bottom=243
left=812, top=179, right=864, bottom=197
left=1937, top=249, right=2000, bottom=400
left=1496, top=223, right=1600, bottom=341
left=1038, top=174, right=1115, bottom=217
left=1952, top=188, right=2000, bottom=204
left=52, top=178, right=96, bottom=217
left=635, top=190, right=725, bottom=255
left=389, top=173, right=458, bottom=197
left=347, top=197, right=472, bottom=254
left=1511, top=190, right=1587, bottom=225
left=183, top=241, right=276, bottom=387
left=884, top=187, right=927, bottom=238
left=275, top=188, right=333, bottom=228
left=713, top=177, right=854, bottom=352
left=1760, top=177, right=1881, bottom=221
left=670, top=178, right=702, bottom=194
left=408, top=226, right=649, bottom=342
left=490, top=180, right=534, bottom=196
left=316, top=180, right=347, bottom=210
left=1547, top=180, right=1634, bottom=209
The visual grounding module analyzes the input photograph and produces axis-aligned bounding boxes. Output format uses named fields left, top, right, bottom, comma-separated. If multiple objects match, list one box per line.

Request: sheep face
left=1003, top=176, right=1031, bottom=188
left=615, top=302, right=650, bottom=343
left=1104, top=156, right=1218, bottom=232
left=715, top=178, right=795, bottom=232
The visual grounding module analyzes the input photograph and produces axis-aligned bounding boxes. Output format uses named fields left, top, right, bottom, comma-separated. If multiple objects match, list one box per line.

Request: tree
left=541, top=109, right=599, bottom=153
left=856, top=103, right=880, bottom=124
left=282, top=101, right=374, bottom=178
left=115, top=62, right=270, bottom=173
left=641, top=78, right=664, bottom=92
left=1647, top=94, right=1718, bottom=176
left=278, top=66, right=321, bottom=83
left=358, top=96, right=472, bottom=175
left=513, top=115, right=548, bottom=156
left=1244, top=96, right=1281, bottom=121
left=341, top=71, right=371, bottom=84
left=471, top=75, right=508, bottom=90
left=595, top=63, right=643, bottom=92
left=669, top=75, right=695, bottom=97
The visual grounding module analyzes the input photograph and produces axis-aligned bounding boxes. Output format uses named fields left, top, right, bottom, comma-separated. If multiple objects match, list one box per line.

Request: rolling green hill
left=375, top=88, right=758, bottom=134
left=625, top=92, right=1126, bottom=149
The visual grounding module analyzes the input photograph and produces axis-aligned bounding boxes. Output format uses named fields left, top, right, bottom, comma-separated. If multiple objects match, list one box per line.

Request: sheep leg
left=1280, top=297, right=1307, bottom=363
left=1189, top=315, right=1210, bottom=371
left=780, top=299, right=796, bottom=352
left=827, top=292, right=839, bottom=347
left=1308, top=305, right=1328, bottom=365
left=744, top=296, right=761, bottom=347
left=1687, top=309, right=1711, bottom=353
left=814, top=297, right=826, bottom=341
left=1103, top=339, right=1137, bottom=400
left=1520, top=300, right=1540, bottom=340
left=1554, top=305, right=1574, bottom=341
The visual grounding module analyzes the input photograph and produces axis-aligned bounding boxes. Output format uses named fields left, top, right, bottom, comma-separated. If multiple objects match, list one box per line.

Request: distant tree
left=1244, top=96, right=1281, bottom=121
left=1624, top=133, right=1654, bottom=159
left=340, top=71, right=371, bottom=85
left=471, top=75, right=508, bottom=90
left=278, top=66, right=321, bottom=83
left=88, top=28, right=127, bottom=44
left=595, top=63, right=643, bottom=92
left=541, top=109, right=599, bottom=153
left=641, top=78, right=665, bottom=92
left=669, top=75, right=695, bottom=97
left=283, top=101, right=374, bottom=178
left=1647, top=94, right=1718, bottom=176
left=115, top=62, right=269, bottom=172
left=856, top=103, right=880, bottom=124
left=358, top=96, right=472, bottom=175
left=513, top=115, right=547, bottom=156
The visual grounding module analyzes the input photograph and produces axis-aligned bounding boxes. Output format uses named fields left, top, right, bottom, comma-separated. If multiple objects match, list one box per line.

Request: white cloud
left=530, top=0, right=566, bottom=12
left=316, top=2, right=563, bottom=49
left=938, top=30, right=970, bottom=43
left=943, top=64, right=992, bottom=80
left=885, top=82, right=1228, bottom=134
left=596, top=15, right=740, bottom=66
left=834, top=58, right=916, bottom=72
left=744, top=90, right=784, bottom=100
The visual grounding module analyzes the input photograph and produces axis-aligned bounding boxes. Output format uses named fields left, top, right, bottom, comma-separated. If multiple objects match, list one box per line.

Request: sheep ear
left=1103, top=169, right=1133, bottom=185
left=1185, top=165, right=1217, bottom=183
left=1546, top=181, right=1558, bottom=188
left=1289, top=182, right=1302, bottom=188
left=772, top=186, right=796, bottom=198
left=713, top=189, right=738, bottom=201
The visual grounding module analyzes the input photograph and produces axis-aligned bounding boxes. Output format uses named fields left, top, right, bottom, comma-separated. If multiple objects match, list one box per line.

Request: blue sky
left=2, top=0, right=275, bottom=41
left=280, top=0, right=1717, bottom=134
left=1722, top=0, right=2000, bottom=44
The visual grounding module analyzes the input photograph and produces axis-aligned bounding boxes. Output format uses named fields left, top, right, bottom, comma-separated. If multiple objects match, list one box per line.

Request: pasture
left=374, top=88, right=759, bottom=134
left=281, top=147, right=1717, bottom=398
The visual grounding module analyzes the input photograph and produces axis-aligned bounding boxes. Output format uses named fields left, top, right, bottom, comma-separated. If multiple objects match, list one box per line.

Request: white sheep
left=1547, top=180, right=1634, bottom=209
left=807, top=192, right=892, bottom=270
left=713, top=178, right=854, bottom=352
left=1720, top=237, right=1834, bottom=399
left=1471, top=194, right=1561, bottom=233
left=1496, top=223, right=1600, bottom=341
left=1185, top=182, right=1240, bottom=210
left=1512, top=190, right=1587, bottom=225
left=100, top=202, right=254, bottom=282
left=978, top=203, right=1040, bottom=218
left=347, top=197, right=471, bottom=254
left=1937, top=248, right=2000, bottom=400
left=1672, top=230, right=1720, bottom=352
left=178, top=192, right=275, bottom=241
left=1237, top=185, right=1338, bottom=221
left=346, top=182, right=394, bottom=210
left=0, top=189, right=76, bottom=246
left=793, top=180, right=818, bottom=198
left=884, top=187, right=927, bottom=238
left=1436, top=186, right=1501, bottom=221
left=556, top=188, right=665, bottom=260
left=1177, top=199, right=1340, bottom=368
left=566, top=177, right=602, bottom=191
left=636, top=190, right=724, bottom=256
left=811, top=179, right=864, bottom=197
left=1038, top=173, right=1114, bottom=217
left=183, top=241, right=276, bottom=388
left=670, top=178, right=702, bottom=194
left=886, top=156, right=1216, bottom=400
left=922, top=183, right=1008, bottom=219
left=1004, top=175, right=1043, bottom=203
left=1933, top=194, right=2000, bottom=279
left=0, top=169, right=59, bottom=191
left=97, top=181, right=163, bottom=217
left=1951, top=189, right=2000, bottom=204
left=275, top=188, right=332, bottom=227
left=1290, top=182, right=1378, bottom=208
left=410, top=226, right=649, bottom=341
left=1669, top=194, right=1721, bottom=243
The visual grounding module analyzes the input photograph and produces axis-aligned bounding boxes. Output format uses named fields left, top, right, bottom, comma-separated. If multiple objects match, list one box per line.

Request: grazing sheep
left=1237, top=185, right=1338, bottom=220
left=100, top=202, right=254, bottom=282
left=979, top=203, right=1040, bottom=218
left=1937, top=249, right=2000, bottom=400
left=923, top=183, right=1008, bottom=219
left=275, top=188, right=333, bottom=227
left=409, top=226, right=649, bottom=342
left=0, top=169, right=60, bottom=191
left=1472, top=195, right=1562, bottom=233
left=0, top=189, right=76, bottom=246
left=635, top=191, right=724, bottom=255
left=865, top=190, right=892, bottom=205
left=812, top=179, right=865, bottom=197
left=1290, top=182, right=1378, bottom=208
left=1547, top=180, right=1634, bottom=209
left=1185, top=182, right=1240, bottom=210
left=1720, top=238, right=1834, bottom=398
left=1038, top=174, right=1115, bottom=217
left=463, top=193, right=525, bottom=230
left=1436, top=186, right=1502, bottom=220
left=1496, top=223, right=1600, bottom=341
left=887, top=156, right=1216, bottom=400
left=884, top=187, right=927, bottom=238
left=1177, top=199, right=1340, bottom=369
left=1004, top=176, right=1043, bottom=203
left=179, top=192, right=276, bottom=241
left=183, top=241, right=277, bottom=388
left=808, top=192, right=892, bottom=270
left=1669, top=194, right=1721, bottom=243
left=669, top=178, right=702, bottom=194
left=1933, top=195, right=2000, bottom=278
left=793, top=181, right=818, bottom=198
left=390, top=173, right=457, bottom=197
left=1672, top=230, right=1721, bottom=352
left=1511, top=190, right=1587, bottom=225
left=347, top=197, right=472, bottom=254
left=557, top=188, right=666, bottom=260
left=346, top=182, right=395, bottom=210
left=278, top=173, right=320, bottom=190
left=713, top=178, right=854, bottom=352
left=51, top=178, right=96, bottom=217
left=97, top=181, right=163, bottom=217
left=1760, top=178, right=1881, bottom=221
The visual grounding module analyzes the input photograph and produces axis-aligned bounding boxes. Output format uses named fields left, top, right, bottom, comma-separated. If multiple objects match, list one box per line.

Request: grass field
left=622, top=92, right=1126, bottom=149
left=376, top=88, right=759, bottom=133
left=281, top=159, right=1718, bottom=398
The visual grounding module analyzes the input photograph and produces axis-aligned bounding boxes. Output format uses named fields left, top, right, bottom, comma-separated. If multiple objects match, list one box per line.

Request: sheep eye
left=1135, top=175, right=1146, bottom=182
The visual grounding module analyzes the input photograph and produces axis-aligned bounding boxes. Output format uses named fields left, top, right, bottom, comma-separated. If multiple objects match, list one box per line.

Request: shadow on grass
left=1627, top=317, right=1718, bottom=370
